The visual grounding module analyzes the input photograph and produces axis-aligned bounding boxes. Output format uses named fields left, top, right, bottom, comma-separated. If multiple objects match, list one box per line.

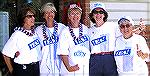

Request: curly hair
left=17, top=4, right=36, bottom=27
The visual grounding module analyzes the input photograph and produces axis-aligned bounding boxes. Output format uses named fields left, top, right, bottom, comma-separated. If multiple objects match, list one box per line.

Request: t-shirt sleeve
left=139, top=36, right=149, bottom=53
left=57, top=28, right=70, bottom=55
left=2, top=32, right=19, bottom=58
left=138, top=35, right=150, bottom=61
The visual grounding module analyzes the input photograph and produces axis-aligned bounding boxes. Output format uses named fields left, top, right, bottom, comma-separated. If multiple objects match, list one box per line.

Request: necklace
left=68, top=23, right=83, bottom=40
left=14, top=26, right=35, bottom=36
left=42, top=20, right=58, bottom=40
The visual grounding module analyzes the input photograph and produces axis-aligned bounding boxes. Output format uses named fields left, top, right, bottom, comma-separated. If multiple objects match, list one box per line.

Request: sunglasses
left=120, top=24, right=131, bottom=29
left=25, top=15, right=35, bottom=18
left=93, top=10, right=104, bottom=14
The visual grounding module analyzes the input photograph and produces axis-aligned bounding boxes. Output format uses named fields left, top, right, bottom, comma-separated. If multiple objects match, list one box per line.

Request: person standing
left=1, top=5, right=42, bottom=76
left=57, top=3, right=90, bottom=76
left=114, top=16, right=149, bottom=76
left=35, top=2, right=66, bottom=76
left=88, top=2, right=119, bottom=76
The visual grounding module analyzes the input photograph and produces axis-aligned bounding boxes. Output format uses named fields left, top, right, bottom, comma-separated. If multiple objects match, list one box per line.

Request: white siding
left=90, top=1, right=150, bottom=25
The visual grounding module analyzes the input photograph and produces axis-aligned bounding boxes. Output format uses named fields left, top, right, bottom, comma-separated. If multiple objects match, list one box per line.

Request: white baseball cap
left=90, top=2, right=106, bottom=11
left=118, top=16, right=134, bottom=25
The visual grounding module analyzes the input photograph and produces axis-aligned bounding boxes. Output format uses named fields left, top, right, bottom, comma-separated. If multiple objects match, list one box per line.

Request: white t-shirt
left=89, top=22, right=121, bottom=54
left=57, top=24, right=90, bottom=76
left=36, top=23, right=66, bottom=76
left=114, top=34, right=149, bottom=76
left=2, top=30, right=42, bottom=64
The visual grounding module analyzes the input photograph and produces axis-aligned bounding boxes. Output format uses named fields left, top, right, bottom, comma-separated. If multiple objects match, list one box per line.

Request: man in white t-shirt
left=114, top=16, right=149, bottom=76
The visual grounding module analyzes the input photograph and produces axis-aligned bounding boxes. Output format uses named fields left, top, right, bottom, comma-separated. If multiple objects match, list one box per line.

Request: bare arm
left=60, top=55, right=79, bottom=72
left=136, top=44, right=148, bottom=59
left=3, top=55, right=13, bottom=73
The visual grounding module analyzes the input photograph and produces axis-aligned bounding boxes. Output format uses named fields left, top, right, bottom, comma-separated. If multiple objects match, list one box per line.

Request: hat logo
left=94, top=3, right=102, bottom=7
left=69, top=4, right=82, bottom=11
left=70, top=4, right=78, bottom=9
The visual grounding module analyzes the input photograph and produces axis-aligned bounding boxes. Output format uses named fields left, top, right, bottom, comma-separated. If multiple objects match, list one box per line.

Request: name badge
left=43, top=36, right=59, bottom=46
left=73, top=35, right=89, bottom=45
left=114, top=49, right=131, bottom=56
left=28, top=39, right=40, bottom=50
left=91, top=35, right=107, bottom=46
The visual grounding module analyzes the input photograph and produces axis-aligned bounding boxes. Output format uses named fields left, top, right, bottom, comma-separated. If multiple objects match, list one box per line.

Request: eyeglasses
left=25, top=15, right=35, bottom=18
left=120, top=24, right=131, bottom=29
left=93, top=11, right=104, bottom=14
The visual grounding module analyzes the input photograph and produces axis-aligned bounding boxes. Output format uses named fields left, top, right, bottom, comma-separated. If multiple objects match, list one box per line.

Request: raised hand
left=133, top=18, right=146, bottom=34
left=136, top=44, right=148, bottom=59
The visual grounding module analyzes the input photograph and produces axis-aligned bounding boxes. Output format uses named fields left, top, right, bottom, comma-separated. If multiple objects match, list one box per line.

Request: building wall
left=143, top=26, right=150, bottom=76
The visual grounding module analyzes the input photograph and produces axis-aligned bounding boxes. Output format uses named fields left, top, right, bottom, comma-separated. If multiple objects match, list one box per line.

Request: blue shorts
left=89, top=53, right=118, bottom=76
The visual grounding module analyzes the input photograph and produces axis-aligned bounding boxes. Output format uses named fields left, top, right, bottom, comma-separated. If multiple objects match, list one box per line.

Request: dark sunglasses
left=25, top=15, right=35, bottom=18
left=93, top=10, right=104, bottom=14
left=120, top=24, right=131, bottom=29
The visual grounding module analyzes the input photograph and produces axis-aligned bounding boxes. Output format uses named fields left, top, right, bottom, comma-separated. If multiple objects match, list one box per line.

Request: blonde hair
left=41, top=2, right=57, bottom=13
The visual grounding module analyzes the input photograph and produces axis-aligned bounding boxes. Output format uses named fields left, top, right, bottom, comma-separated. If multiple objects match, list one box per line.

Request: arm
left=133, top=26, right=145, bottom=34
left=3, top=55, right=13, bottom=73
left=136, top=42, right=149, bottom=60
left=133, top=18, right=146, bottom=34
left=60, top=55, right=79, bottom=72
left=137, top=50, right=148, bottom=59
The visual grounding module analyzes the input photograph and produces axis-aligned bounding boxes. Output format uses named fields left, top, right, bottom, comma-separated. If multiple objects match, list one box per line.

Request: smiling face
left=41, top=2, right=56, bottom=27
left=119, top=19, right=133, bottom=39
left=68, top=8, right=82, bottom=27
left=92, top=8, right=105, bottom=25
left=43, top=9, right=55, bottom=22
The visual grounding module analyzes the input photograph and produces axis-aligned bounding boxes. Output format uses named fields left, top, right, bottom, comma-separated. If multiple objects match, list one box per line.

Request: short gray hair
left=41, top=2, right=57, bottom=13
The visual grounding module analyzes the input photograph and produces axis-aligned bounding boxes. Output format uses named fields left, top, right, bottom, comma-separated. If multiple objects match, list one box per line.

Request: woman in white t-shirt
left=57, top=3, right=90, bottom=76
left=35, top=2, right=66, bottom=76
left=2, top=5, right=42, bottom=76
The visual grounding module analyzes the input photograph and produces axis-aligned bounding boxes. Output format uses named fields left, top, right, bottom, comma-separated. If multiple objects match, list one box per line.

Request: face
left=43, top=9, right=55, bottom=22
left=24, top=11, right=35, bottom=29
left=93, top=8, right=105, bottom=23
left=68, top=9, right=82, bottom=25
left=119, top=22, right=133, bottom=39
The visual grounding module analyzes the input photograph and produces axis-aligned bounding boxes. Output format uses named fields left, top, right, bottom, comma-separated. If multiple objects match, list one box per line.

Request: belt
left=28, top=62, right=38, bottom=65
left=14, top=61, right=39, bottom=69
left=14, top=61, right=39, bottom=66
left=92, top=51, right=113, bottom=55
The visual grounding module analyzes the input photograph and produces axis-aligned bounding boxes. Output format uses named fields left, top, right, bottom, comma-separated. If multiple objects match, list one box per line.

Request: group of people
left=1, top=2, right=149, bottom=76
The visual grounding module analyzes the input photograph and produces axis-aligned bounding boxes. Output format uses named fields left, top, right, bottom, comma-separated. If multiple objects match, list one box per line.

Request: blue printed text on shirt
left=74, top=50, right=86, bottom=57
left=43, top=36, right=59, bottom=46
left=115, top=49, right=131, bottom=56
left=73, top=35, right=89, bottom=45
left=91, top=36, right=107, bottom=46
left=28, top=39, right=40, bottom=50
